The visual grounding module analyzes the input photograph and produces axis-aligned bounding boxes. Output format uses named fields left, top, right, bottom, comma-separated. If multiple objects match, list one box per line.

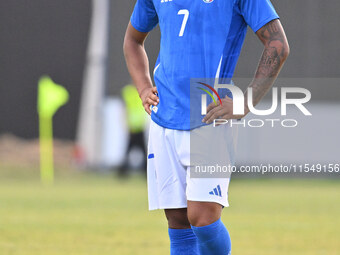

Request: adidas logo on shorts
left=209, top=185, right=222, bottom=197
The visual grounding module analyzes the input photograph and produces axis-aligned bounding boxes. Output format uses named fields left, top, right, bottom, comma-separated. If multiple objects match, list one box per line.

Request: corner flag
left=38, top=76, right=69, bottom=185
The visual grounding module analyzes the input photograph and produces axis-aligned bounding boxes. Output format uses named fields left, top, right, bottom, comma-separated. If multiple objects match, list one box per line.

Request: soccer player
left=123, top=0, right=289, bottom=254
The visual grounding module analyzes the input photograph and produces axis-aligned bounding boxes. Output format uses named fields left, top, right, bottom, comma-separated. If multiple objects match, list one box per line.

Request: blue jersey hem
left=151, top=114, right=190, bottom=131
left=151, top=114, right=209, bottom=131
left=130, top=18, right=154, bottom=33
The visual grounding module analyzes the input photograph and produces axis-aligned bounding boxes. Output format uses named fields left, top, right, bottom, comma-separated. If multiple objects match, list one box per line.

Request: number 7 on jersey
left=178, top=9, right=189, bottom=37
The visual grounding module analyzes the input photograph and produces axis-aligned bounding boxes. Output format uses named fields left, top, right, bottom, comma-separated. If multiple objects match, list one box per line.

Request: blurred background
left=0, top=1, right=339, bottom=254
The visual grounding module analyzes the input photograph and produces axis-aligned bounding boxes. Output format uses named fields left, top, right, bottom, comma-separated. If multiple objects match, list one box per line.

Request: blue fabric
left=191, top=219, right=231, bottom=255
left=130, top=0, right=158, bottom=33
left=168, top=228, right=199, bottom=255
left=131, top=0, right=279, bottom=130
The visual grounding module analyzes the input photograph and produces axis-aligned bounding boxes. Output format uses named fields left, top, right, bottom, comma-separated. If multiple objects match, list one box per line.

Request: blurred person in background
left=124, top=0, right=289, bottom=254
left=118, top=83, right=147, bottom=177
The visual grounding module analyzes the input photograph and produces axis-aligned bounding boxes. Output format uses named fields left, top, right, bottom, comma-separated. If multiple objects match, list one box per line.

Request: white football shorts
left=147, top=120, right=238, bottom=210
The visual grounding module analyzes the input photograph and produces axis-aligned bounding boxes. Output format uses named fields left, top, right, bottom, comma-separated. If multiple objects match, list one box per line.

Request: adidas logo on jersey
left=209, top=185, right=222, bottom=197
left=161, top=0, right=172, bottom=3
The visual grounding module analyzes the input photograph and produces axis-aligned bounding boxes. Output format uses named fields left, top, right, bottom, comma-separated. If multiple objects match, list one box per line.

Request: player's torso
left=150, top=0, right=238, bottom=130
left=152, top=0, right=236, bottom=76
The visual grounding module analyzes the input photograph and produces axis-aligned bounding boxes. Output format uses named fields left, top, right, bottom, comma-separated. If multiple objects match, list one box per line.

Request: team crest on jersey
left=202, top=0, right=214, bottom=3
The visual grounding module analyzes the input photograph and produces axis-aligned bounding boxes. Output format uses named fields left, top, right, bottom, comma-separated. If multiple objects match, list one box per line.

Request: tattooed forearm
left=245, top=19, right=289, bottom=109
left=256, top=45, right=281, bottom=77
left=256, top=20, right=286, bottom=78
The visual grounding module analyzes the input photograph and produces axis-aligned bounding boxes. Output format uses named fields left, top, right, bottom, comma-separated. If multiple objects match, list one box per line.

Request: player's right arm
left=123, top=22, right=159, bottom=115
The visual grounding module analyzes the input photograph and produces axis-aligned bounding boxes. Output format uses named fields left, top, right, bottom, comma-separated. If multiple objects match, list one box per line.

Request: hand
left=202, top=95, right=247, bottom=124
left=140, top=86, right=159, bottom=115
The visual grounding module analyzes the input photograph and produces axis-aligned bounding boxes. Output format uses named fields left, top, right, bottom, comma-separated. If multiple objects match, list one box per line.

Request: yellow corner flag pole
left=38, top=76, right=69, bottom=185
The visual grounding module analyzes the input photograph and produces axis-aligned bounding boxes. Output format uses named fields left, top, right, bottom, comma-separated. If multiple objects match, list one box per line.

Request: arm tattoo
left=248, top=19, right=289, bottom=106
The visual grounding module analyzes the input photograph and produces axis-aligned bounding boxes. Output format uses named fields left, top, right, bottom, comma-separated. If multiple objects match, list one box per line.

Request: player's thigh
left=187, top=201, right=223, bottom=227
left=147, top=120, right=188, bottom=210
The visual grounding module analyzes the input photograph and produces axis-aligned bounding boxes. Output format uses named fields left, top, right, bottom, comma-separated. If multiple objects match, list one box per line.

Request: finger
left=206, top=102, right=218, bottom=113
left=205, top=109, right=225, bottom=124
left=149, top=93, right=159, bottom=102
left=202, top=106, right=221, bottom=123
left=147, top=97, right=158, bottom=106
left=144, top=104, right=151, bottom=115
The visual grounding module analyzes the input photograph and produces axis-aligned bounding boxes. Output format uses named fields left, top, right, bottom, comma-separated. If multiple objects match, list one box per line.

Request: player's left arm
left=246, top=18, right=290, bottom=111
left=203, top=19, right=289, bottom=123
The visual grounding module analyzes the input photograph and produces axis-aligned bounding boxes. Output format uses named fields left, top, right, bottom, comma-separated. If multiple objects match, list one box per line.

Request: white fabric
left=147, top=120, right=237, bottom=210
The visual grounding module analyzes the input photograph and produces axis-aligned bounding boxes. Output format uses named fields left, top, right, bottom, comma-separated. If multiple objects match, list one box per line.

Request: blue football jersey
left=130, top=0, right=279, bottom=130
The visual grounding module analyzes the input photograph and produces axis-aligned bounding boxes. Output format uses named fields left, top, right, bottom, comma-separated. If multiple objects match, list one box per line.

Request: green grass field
left=0, top=168, right=339, bottom=255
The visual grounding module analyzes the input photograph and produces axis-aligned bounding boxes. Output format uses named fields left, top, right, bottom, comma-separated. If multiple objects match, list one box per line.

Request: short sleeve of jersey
left=130, top=0, right=158, bottom=33
left=238, top=0, right=279, bottom=33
